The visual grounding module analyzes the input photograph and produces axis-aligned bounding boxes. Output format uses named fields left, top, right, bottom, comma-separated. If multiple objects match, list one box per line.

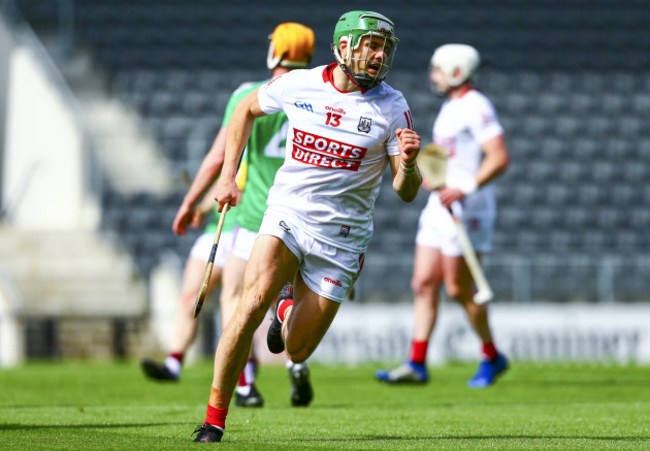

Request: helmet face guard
left=332, top=11, right=399, bottom=89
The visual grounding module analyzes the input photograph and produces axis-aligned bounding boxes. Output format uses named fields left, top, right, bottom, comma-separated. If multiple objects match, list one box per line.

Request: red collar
left=322, top=63, right=364, bottom=94
left=455, top=86, right=475, bottom=99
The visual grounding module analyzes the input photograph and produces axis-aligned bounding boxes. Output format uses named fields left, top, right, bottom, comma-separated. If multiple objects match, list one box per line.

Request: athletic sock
left=235, top=385, right=251, bottom=396
left=482, top=341, right=498, bottom=361
left=205, top=404, right=228, bottom=430
left=169, top=352, right=184, bottom=365
left=277, top=298, right=293, bottom=323
left=164, top=354, right=183, bottom=377
left=408, top=340, right=429, bottom=365
left=235, top=359, right=256, bottom=395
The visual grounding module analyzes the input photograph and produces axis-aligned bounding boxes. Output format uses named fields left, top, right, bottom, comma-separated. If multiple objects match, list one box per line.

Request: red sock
left=169, top=352, right=184, bottom=365
left=237, top=359, right=255, bottom=386
left=409, top=340, right=429, bottom=365
left=237, top=370, right=247, bottom=387
left=482, top=341, right=498, bottom=361
left=205, top=404, right=228, bottom=430
left=277, top=299, right=293, bottom=322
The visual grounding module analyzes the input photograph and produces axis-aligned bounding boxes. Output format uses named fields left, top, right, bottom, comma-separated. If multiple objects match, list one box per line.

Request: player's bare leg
left=142, top=256, right=222, bottom=381
left=443, top=254, right=492, bottom=342
left=376, top=244, right=441, bottom=384
left=219, top=253, right=263, bottom=407
left=219, top=253, right=246, bottom=331
left=412, top=245, right=444, bottom=342
left=280, top=273, right=340, bottom=363
left=174, top=257, right=223, bottom=351
left=269, top=274, right=339, bottom=406
left=444, top=254, right=508, bottom=387
left=202, top=235, right=298, bottom=432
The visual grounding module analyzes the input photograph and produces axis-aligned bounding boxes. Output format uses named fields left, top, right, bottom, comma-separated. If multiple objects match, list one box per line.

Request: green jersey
left=236, top=81, right=287, bottom=232
left=202, top=82, right=256, bottom=235
left=205, top=79, right=287, bottom=234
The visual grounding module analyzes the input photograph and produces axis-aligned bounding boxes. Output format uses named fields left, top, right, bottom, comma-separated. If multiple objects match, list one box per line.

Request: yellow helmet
left=267, top=23, right=315, bottom=69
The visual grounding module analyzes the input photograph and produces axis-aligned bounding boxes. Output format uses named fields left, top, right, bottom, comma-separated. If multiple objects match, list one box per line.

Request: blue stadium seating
left=11, top=0, right=650, bottom=301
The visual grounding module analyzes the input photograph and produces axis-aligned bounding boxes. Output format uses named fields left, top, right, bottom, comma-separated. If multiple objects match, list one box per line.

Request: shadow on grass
left=231, top=434, right=649, bottom=444
left=0, top=422, right=177, bottom=430
left=508, top=379, right=650, bottom=388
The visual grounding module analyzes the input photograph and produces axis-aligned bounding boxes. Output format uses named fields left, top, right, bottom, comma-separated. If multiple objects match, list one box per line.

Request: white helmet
left=431, top=44, right=480, bottom=88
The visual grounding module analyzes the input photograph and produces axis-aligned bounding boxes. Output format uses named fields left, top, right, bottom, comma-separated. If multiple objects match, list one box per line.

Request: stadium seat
left=12, top=0, right=650, bottom=301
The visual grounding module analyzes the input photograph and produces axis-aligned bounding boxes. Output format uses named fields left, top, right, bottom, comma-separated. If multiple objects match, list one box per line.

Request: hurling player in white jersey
left=376, top=44, right=510, bottom=388
left=192, top=10, right=421, bottom=443
left=160, top=23, right=316, bottom=410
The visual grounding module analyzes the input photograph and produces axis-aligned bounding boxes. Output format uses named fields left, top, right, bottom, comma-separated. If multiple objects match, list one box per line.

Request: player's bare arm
left=390, top=128, right=422, bottom=202
left=438, top=133, right=509, bottom=208
left=172, top=126, right=228, bottom=235
left=477, top=134, right=509, bottom=186
left=215, top=88, right=267, bottom=212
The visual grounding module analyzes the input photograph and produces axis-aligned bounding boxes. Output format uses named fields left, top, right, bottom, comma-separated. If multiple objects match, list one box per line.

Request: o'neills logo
left=325, top=106, right=346, bottom=115
left=293, top=128, right=367, bottom=171
left=324, top=277, right=343, bottom=287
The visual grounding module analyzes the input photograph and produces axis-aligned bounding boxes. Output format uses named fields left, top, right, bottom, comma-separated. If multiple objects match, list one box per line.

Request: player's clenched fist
left=396, top=128, right=421, bottom=165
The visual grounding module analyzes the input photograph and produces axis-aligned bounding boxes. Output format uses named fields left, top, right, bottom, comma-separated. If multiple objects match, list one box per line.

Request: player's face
left=430, top=66, right=449, bottom=95
left=350, top=35, right=392, bottom=78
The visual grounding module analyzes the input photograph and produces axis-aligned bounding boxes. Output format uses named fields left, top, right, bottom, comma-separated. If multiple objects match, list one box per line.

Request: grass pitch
left=1, top=359, right=648, bottom=449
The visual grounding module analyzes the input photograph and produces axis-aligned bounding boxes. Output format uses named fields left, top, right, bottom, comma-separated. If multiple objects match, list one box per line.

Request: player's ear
left=338, top=39, right=349, bottom=60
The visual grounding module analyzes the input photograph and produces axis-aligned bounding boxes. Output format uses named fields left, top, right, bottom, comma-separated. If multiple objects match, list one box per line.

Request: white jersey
left=258, top=64, right=413, bottom=252
left=432, top=88, right=503, bottom=215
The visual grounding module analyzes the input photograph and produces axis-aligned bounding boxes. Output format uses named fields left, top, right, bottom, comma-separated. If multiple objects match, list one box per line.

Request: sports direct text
left=292, top=129, right=367, bottom=171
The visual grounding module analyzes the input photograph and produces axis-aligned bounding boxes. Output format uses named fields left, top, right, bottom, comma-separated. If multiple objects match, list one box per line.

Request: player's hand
left=214, top=176, right=239, bottom=212
left=189, top=209, right=205, bottom=229
left=396, top=128, right=421, bottom=165
left=172, top=202, right=193, bottom=235
left=437, top=186, right=464, bottom=209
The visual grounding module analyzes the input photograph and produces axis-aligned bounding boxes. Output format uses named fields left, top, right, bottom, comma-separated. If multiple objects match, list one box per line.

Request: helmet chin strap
left=332, top=42, right=378, bottom=90
left=343, top=64, right=377, bottom=89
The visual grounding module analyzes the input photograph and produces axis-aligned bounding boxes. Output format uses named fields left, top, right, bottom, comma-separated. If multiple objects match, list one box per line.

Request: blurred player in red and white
left=192, top=10, right=422, bottom=443
left=376, top=44, right=510, bottom=388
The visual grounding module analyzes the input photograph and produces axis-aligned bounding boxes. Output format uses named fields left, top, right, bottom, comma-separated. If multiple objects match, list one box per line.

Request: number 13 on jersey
left=325, top=112, right=342, bottom=127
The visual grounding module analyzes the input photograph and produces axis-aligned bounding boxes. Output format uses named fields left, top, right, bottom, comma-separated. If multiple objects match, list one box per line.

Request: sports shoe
left=141, top=358, right=178, bottom=381
left=467, top=353, right=508, bottom=388
left=375, top=361, right=429, bottom=384
left=192, top=423, right=224, bottom=442
left=234, top=384, right=264, bottom=407
left=267, top=284, right=293, bottom=354
left=289, top=362, right=313, bottom=406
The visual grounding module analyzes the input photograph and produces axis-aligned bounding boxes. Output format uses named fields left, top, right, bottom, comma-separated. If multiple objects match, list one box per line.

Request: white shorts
left=258, top=208, right=364, bottom=303
left=231, top=224, right=258, bottom=261
left=415, top=192, right=495, bottom=257
left=189, top=231, right=234, bottom=267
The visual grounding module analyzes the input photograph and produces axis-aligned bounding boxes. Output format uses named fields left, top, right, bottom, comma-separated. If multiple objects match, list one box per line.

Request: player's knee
left=411, top=275, right=438, bottom=298
left=285, top=340, right=315, bottom=363
left=410, top=275, right=424, bottom=294
left=445, top=283, right=476, bottom=304
left=444, top=283, right=462, bottom=300
left=286, top=348, right=311, bottom=364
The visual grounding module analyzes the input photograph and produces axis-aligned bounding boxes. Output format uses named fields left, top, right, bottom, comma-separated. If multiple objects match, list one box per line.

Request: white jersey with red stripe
left=429, top=88, right=503, bottom=218
left=257, top=63, right=413, bottom=253
left=434, top=88, right=503, bottom=190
